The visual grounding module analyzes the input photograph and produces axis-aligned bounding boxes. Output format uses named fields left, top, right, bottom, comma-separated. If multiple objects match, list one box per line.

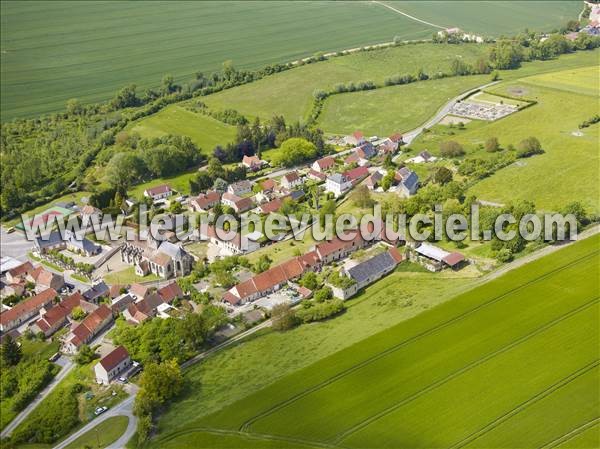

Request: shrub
left=296, top=298, right=345, bottom=323
left=440, top=141, right=465, bottom=157
left=485, top=137, right=500, bottom=152
left=516, top=137, right=544, bottom=158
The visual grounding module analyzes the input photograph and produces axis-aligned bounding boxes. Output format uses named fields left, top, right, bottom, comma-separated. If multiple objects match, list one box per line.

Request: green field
left=318, top=74, right=488, bottom=136
left=385, top=1, right=581, bottom=36
left=127, top=105, right=237, bottom=153
left=201, top=43, right=489, bottom=123
left=1, top=1, right=438, bottom=120
left=63, top=416, right=129, bottom=449
left=409, top=60, right=600, bottom=214
left=516, top=66, right=600, bottom=97
left=1, top=2, right=580, bottom=120
left=151, top=235, right=600, bottom=449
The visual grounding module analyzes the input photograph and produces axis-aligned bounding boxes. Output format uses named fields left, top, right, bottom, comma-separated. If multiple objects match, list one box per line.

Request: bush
left=271, top=303, right=297, bottom=331
left=485, top=137, right=500, bottom=152
left=296, top=298, right=345, bottom=323
left=516, top=137, right=544, bottom=158
left=440, top=141, right=465, bottom=157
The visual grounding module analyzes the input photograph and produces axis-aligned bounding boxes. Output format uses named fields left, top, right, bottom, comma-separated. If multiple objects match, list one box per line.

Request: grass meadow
left=63, top=416, right=129, bottom=449
left=318, top=74, right=489, bottom=136
left=127, top=105, right=237, bottom=153
left=407, top=61, right=600, bottom=214
left=150, top=235, right=600, bottom=449
left=201, top=43, right=489, bottom=122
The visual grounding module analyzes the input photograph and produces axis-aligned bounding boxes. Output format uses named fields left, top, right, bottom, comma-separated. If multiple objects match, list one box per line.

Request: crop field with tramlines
left=0, top=1, right=580, bottom=119
left=150, top=235, right=600, bottom=449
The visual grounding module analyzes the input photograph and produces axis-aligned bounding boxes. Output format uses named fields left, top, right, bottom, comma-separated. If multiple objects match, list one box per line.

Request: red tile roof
left=260, top=198, right=283, bottom=214
left=343, top=166, right=369, bottom=182
left=99, top=346, right=129, bottom=372
left=282, top=171, right=300, bottom=183
left=223, top=291, right=241, bottom=305
left=388, top=247, right=404, bottom=264
left=157, top=282, right=183, bottom=303
left=261, top=179, right=276, bottom=191
left=0, top=288, right=57, bottom=326
left=389, top=133, right=403, bottom=143
left=145, top=184, right=171, bottom=196
left=8, top=261, right=34, bottom=278
left=130, top=283, right=149, bottom=299
left=442, top=252, right=465, bottom=267
left=308, top=169, right=328, bottom=181
left=69, top=305, right=112, bottom=347
left=314, top=156, right=335, bottom=170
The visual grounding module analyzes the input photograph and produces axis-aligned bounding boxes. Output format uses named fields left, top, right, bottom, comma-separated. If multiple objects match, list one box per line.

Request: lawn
left=516, top=65, right=600, bottom=97
left=104, top=266, right=161, bottom=285
left=3, top=191, right=91, bottom=228
left=127, top=169, right=199, bottom=200
left=1, top=1, right=437, bottom=120
left=127, top=105, right=237, bottom=154
left=63, top=416, right=129, bottom=449
left=410, top=61, right=600, bottom=214
left=201, top=43, right=489, bottom=123
left=318, top=74, right=489, bottom=136
left=151, top=234, right=599, bottom=449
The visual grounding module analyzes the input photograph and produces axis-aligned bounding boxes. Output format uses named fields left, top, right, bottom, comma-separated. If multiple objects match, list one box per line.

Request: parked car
left=117, top=376, right=128, bottom=383
left=94, top=406, right=108, bottom=416
left=48, top=352, right=61, bottom=362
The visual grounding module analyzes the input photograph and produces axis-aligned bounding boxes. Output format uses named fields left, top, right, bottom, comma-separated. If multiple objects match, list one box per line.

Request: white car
left=94, top=406, right=108, bottom=416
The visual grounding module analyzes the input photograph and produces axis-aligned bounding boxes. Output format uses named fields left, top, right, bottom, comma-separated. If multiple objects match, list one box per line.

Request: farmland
left=318, top=74, right=488, bottom=136
left=127, top=105, right=237, bottom=153
left=385, top=1, right=582, bottom=36
left=151, top=235, right=600, bottom=449
left=200, top=43, right=489, bottom=122
left=2, top=1, right=580, bottom=120
left=408, top=62, right=600, bottom=214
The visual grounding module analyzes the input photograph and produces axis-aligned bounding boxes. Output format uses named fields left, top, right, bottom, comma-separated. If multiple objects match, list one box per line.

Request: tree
left=111, top=84, right=139, bottom=109
left=314, top=287, right=333, bottom=302
left=271, top=304, right=297, bottom=331
left=190, top=171, right=213, bottom=194
left=66, top=98, right=83, bottom=116
left=71, top=306, right=86, bottom=321
left=440, top=140, right=465, bottom=157
left=1, top=335, right=22, bottom=366
left=352, top=185, right=374, bottom=209
left=381, top=170, right=395, bottom=191
left=74, top=344, right=96, bottom=366
left=516, top=137, right=543, bottom=158
left=272, top=138, right=317, bottom=167
left=299, top=272, right=318, bottom=290
left=432, top=166, right=453, bottom=185
left=104, top=152, right=145, bottom=190
left=485, top=137, right=500, bottom=153
left=169, top=201, right=183, bottom=214
left=254, top=255, right=272, bottom=273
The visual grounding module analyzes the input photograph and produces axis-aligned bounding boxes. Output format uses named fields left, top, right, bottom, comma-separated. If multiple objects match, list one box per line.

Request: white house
left=325, top=173, right=351, bottom=198
left=143, top=184, right=172, bottom=201
left=227, top=180, right=253, bottom=196
left=311, top=156, right=335, bottom=172
left=94, top=346, right=131, bottom=385
left=281, top=171, right=302, bottom=189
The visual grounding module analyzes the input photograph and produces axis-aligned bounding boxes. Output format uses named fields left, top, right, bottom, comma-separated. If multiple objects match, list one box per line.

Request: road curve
left=402, top=80, right=500, bottom=144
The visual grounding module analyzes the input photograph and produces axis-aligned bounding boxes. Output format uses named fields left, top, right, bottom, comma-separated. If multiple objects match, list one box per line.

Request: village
left=0, top=126, right=473, bottom=382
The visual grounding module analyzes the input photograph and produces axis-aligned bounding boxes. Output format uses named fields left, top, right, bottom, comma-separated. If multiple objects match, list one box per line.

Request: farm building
left=95, top=346, right=131, bottom=385
left=410, top=243, right=465, bottom=271
left=143, top=184, right=172, bottom=201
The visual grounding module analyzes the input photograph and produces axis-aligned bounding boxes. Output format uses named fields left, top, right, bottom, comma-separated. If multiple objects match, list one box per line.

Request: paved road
left=1, top=358, right=74, bottom=438
left=402, top=81, right=500, bottom=144
left=52, top=389, right=138, bottom=449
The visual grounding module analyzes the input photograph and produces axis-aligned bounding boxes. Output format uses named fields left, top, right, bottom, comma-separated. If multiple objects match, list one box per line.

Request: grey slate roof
left=289, top=190, right=305, bottom=201
left=401, top=171, right=419, bottom=192
left=35, top=231, right=64, bottom=250
left=158, top=241, right=186, bottom=259
left=328, top=173, right=346, bottom=184
left=83, top=281, right=110, bottom=302
left=68, top=233, right=100, bottom=254
left=347, top=252, right=397, bottom=284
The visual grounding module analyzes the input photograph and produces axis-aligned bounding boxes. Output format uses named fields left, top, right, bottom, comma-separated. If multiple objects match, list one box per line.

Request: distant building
left=242, top=155, right=267, bottom=171
left=325, top=173, right=352, bottom=198
left=405, top=150, right=437, bottom=164
left=394, top=167, right=419, bottom=197
left=344, top=131, right=366, bottom=147
left=227, top=180, right=253, bottom=196
left=0, top=288, right=58, bottom=332
left=64, top=304, right=113, bottom=353
left=221, top=192, right=254, bottom=214
left=94, top=346, right=131, bottom=385
left=143, top=184, right=172, bottom=201
left=281, top=171, right=302, bottom=190
left=312, top=156, right=336, bottom=172
left=410, top=242, right=465, bottom=272
left=120, top=231, right=194, bottom=279
left=189, top=191, right=221, bottom=212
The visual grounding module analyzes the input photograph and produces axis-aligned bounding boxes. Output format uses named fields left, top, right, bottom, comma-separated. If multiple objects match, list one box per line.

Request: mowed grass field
left=0, top=1, right=437, bottom=120
left=201, top=44, right=489, bottom=122
left=127, top=105, right=237, bottom=153
left=469, top=64, right=600, bottom=213
left=318, top=74, right=488, bottom=136
left=152, top=235, right=600, bottom=449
